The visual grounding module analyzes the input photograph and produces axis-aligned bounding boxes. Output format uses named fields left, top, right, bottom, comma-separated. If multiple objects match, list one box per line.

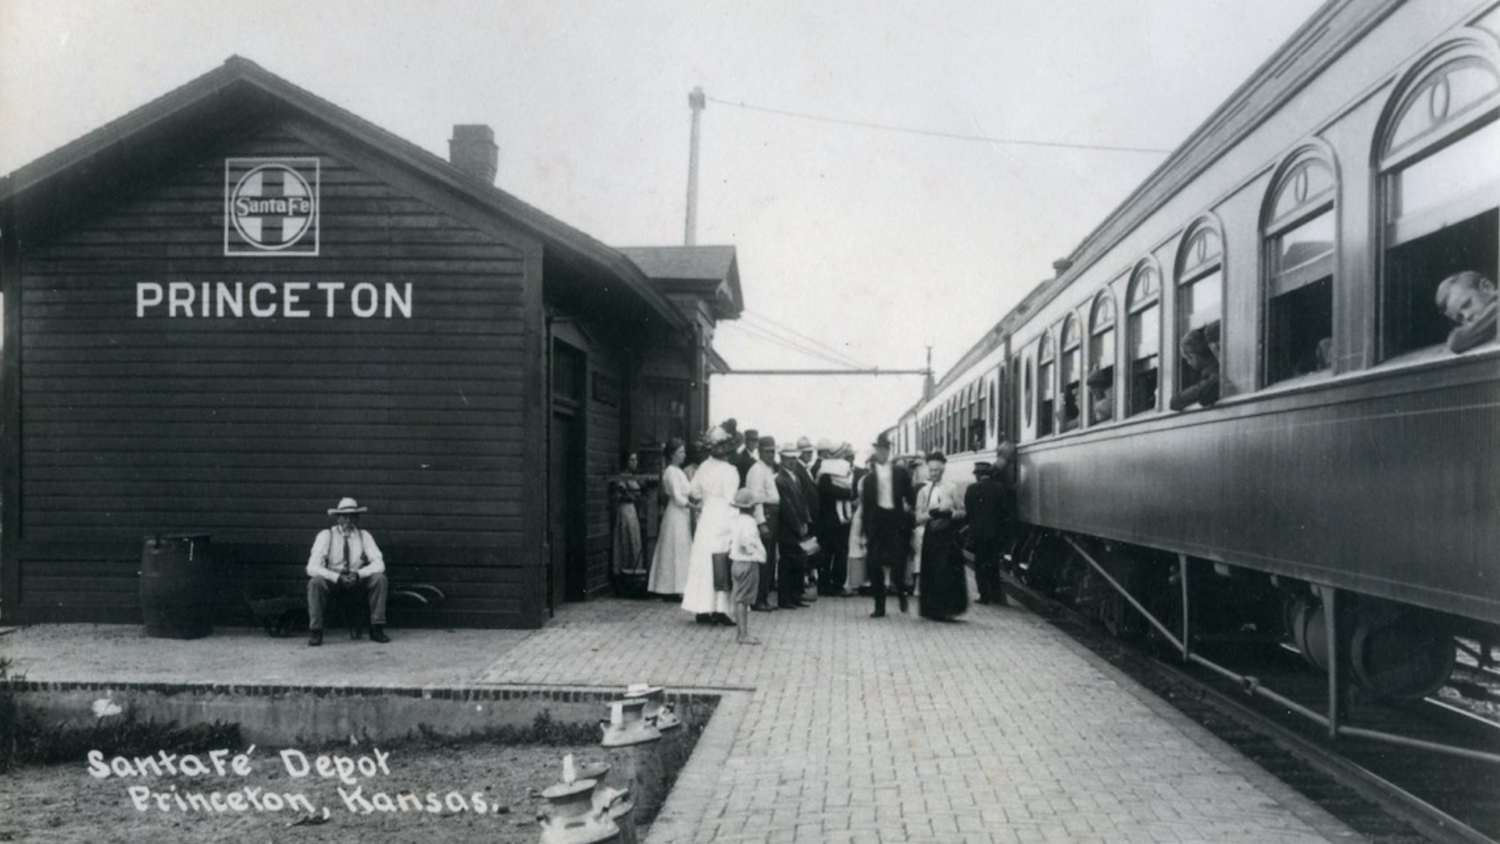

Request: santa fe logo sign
left=224, top=158, right=320, bottom=256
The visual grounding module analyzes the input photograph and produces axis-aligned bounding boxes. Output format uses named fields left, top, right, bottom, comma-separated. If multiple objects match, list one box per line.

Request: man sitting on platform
left=307, top=497, right=390, bottom=646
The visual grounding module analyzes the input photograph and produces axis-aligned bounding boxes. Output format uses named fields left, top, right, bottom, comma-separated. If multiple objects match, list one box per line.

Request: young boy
left=728, top=488, right=767, bottom=645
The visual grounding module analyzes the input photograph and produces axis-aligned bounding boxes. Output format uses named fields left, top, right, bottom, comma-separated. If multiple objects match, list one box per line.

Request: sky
left=0, top=0, right=1324, bottom=450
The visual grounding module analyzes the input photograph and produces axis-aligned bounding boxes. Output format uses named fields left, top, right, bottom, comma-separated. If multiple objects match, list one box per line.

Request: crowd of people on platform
left=641, top=419, right=1018, bottom=644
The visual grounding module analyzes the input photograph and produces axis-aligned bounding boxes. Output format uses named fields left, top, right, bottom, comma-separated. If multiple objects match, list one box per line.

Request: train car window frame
left=1126, top=260, right=1162, bottom=417
left=1175, top=218, right=1225, bottom=395
left=1059, top=313, right=1083, bottom=433
left=1022, top=349, right=1035, bottom=435
left=1263, top=146, right=1338, bottom=385
left=1037, top=329, right=1056, bottom=438
left=1375, top=38, right=1500, bottom=362
left=1088, top=289, right=1118, bottom=425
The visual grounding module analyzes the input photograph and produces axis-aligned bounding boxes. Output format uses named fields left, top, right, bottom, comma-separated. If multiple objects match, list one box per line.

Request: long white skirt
left=681, top=499, right=733, bottom=615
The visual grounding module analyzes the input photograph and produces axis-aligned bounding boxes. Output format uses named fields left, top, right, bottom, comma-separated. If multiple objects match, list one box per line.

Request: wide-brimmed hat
left=779, top=441, right=801, bottom=457
left=816, top=438, right=833, bottom=453
left=796, top=436, right=814, bottom=451
left=707, top=426, right=732, bottom=446
left=874, top=431, right=893, bottom=449
left=732, top=489, right=758, bottom=510
left=328, top=497, right=368, bottom=516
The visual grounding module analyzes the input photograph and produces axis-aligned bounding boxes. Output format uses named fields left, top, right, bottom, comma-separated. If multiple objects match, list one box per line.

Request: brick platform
left=479, top=597, right=1364, bottom=844
left=0, top=596, right=1365, bottom=843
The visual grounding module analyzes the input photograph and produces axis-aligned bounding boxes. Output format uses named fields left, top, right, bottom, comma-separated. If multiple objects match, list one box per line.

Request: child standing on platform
left=728, top=489, right=767, bottom=645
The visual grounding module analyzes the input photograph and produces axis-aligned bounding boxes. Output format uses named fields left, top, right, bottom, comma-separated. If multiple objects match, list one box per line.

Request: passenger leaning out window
left=1436, top=272, right=1498, bottom=354
left=1169, top=324, right=1221, bottom=411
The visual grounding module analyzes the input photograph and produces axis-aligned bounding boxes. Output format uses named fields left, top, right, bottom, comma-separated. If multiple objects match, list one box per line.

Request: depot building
left=0, top=57, right=743, bottom=627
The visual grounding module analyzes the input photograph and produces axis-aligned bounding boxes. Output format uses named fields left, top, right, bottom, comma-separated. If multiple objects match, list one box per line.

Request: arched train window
left=1176, top=220, right=1224, bottom=394
left=1088, top=290, right=1117, bottom=424
left=1265, top=150, right=1337, bottom=383
left=1037, top=331, right=1056, bottom=437
left=1126, top=262, right=1161, bottom=416
left=1377, top=44, right=1500, bottom=358
left=1059, top=314, right=1082, bottom=432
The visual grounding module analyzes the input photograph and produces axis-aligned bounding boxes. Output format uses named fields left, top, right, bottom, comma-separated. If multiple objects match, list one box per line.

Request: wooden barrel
left=139, top=534, right=214, bottom=639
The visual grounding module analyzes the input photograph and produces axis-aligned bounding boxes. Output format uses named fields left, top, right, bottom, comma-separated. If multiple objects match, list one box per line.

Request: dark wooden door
left=549, top=410, right=585, bottom=604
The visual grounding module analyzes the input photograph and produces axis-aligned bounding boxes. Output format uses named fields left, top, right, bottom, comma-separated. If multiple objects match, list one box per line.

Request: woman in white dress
left=647, top=438, right=693, bottom=599
left=681, top=427, right=739, bottom=625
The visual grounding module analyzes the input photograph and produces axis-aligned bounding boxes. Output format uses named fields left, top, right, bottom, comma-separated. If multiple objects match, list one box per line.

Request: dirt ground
left=0, top=741, right=636, bottom=844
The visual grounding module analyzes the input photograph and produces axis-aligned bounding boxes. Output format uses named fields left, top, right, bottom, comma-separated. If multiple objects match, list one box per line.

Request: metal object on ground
left=624, top=683, right=681, bottom=730
left=600, top=697, right=661, bottom=747
left=537, top=754, right=619, bottom=844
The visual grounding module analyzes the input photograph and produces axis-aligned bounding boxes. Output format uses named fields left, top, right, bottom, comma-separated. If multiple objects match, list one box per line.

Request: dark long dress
left=917, top=482, right=969, bottom=620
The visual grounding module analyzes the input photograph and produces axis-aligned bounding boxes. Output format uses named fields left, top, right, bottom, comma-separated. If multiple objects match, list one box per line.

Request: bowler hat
left=328, top=497, right=368, bottom=516
left=874, top=431, right=893, bottom=449
left=758, top=435, right=777, bottom=450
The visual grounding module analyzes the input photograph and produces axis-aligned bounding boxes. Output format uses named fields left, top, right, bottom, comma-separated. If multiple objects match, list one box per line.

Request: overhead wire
left=740, top=309, right=869, bottom=368
left=721, top=320, right=861, bottom=370
left=704, top=94, right=1174, bottom=155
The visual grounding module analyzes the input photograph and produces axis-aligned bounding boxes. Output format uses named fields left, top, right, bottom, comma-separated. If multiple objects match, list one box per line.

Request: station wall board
left=7, top=122, right=547, bottom=628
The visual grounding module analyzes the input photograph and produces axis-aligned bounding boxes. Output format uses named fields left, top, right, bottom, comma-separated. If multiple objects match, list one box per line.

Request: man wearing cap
left=861, top=432, right=916, bottom=617
left=964, top=461, right=1011, bottom=605
left=774, top=441, right=814, bottom=609
left=744, top=435, right=781, bottom=612
left=306, top=498, right=390, bottom=646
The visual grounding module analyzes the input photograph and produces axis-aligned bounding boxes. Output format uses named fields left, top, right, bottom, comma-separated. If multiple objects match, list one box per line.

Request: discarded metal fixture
left=599, top=696, right=661, bottom=748
left=537, top=754, right=619, bottom=844
left=624, top=683, right=681, bottom=731
left=580, top=760, right=637, bottom=844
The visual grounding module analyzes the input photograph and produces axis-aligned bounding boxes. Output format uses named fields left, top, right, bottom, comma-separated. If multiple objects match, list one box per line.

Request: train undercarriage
left=1011, top=525, right=1500, bottom=764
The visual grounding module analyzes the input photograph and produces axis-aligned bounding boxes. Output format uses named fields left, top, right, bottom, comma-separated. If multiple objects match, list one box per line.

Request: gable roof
left=0, top=55, right=688, bottom=330
left=617, top=245, right=743, bottom=320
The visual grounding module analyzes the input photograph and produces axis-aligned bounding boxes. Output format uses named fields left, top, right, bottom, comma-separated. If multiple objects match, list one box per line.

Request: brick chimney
left=1052, top=258, right=1074, bottom=277
left=448, top=125, right=498, bottom=184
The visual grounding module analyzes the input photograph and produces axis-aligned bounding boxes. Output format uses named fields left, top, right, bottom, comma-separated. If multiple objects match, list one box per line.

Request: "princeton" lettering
left=136, top=282, right=412, bottom=319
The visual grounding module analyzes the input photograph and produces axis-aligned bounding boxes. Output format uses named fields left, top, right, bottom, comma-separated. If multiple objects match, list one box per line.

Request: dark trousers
left=818, top=525, right=850, bottom=595
left=758, top=505, right=780, bottom=606
left=974, top=537, right=1004, bottom=603
left=866, top=508, right=908, bottom=615
left=777, top=540, right=806, bottom=607
left=308, top=573, right=388, bottom=630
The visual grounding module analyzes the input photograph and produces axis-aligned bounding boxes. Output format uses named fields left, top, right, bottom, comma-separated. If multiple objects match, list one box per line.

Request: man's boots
left=308, top=629, right=323, bottom=647
left=370, top=625, right=390, bottom=644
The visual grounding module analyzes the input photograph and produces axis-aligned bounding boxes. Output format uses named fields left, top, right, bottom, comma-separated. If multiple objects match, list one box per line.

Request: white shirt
left=307, top=526, right=386, bottom=582
left=745, top=459, right=780, bottom=524
left=728, top=513, right=767, bottom=563
left=874, top=462, right=894, bottom=509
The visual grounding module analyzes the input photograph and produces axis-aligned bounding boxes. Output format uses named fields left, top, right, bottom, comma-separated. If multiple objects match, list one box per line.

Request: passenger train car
left=892, top=0, right=1500, bottom=725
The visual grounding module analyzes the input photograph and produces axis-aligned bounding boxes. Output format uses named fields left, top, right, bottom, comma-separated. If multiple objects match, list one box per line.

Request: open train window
left=1126, top=262, right=1161, bottom=416
left=1088, top=290, right=1116, bottom=424
left=1022, top=353, right=1034, bottom=433
left=1176, top=221, right=1224, bottom=392
left=1059, top=314, right=1082, bottom=432
left=1037, top=331, right=1056, bottom=437
left=1378, top=50, right=1500, bottom=360
left=1264, top=152, right=1337, bottom=383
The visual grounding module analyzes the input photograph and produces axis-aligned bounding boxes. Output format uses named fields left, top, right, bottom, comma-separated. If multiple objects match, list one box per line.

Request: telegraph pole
left=685, top=86, right=706, bottom=245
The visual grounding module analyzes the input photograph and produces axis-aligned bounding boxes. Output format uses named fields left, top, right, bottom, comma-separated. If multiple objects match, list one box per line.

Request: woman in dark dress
left=916, top=451, right=969, bottom=621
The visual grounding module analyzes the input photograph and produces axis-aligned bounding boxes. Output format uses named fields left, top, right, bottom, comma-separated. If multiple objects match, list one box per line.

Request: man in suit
left=774, top=441, right=813, bottom=609
left=815, top=441, right=857, bottom=596
left=731, top=428, right=760, bottom=487
left=861, top=432, right=916, bottom=617
left=792, top=436, right=822, bottom=597
left=964, top=461, right=1012, bottom=605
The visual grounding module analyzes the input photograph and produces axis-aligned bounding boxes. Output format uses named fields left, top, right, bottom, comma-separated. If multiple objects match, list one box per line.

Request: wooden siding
left=10, top=123, right=544, bottom=627
left=583, top=343, right=627, bottom=597
left=1016, top=352, right=1500, bottom=625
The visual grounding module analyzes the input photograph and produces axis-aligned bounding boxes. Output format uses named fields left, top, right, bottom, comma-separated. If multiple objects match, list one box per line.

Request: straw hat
left=732, top=489, right=758, bottom=511
left=327, top=497, right=368, bottom=516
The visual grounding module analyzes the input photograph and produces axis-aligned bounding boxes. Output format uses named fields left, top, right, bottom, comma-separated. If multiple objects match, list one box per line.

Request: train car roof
left=923, top=0, right=1390, bottom=398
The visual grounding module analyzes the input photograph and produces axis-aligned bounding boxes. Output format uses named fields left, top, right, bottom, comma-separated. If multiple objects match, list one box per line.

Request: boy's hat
left=732, top=489, right=758, bottom=510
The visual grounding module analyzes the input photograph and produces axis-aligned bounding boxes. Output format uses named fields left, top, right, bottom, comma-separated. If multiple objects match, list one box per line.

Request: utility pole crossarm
left=719, top=368, right=933, bottom=376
